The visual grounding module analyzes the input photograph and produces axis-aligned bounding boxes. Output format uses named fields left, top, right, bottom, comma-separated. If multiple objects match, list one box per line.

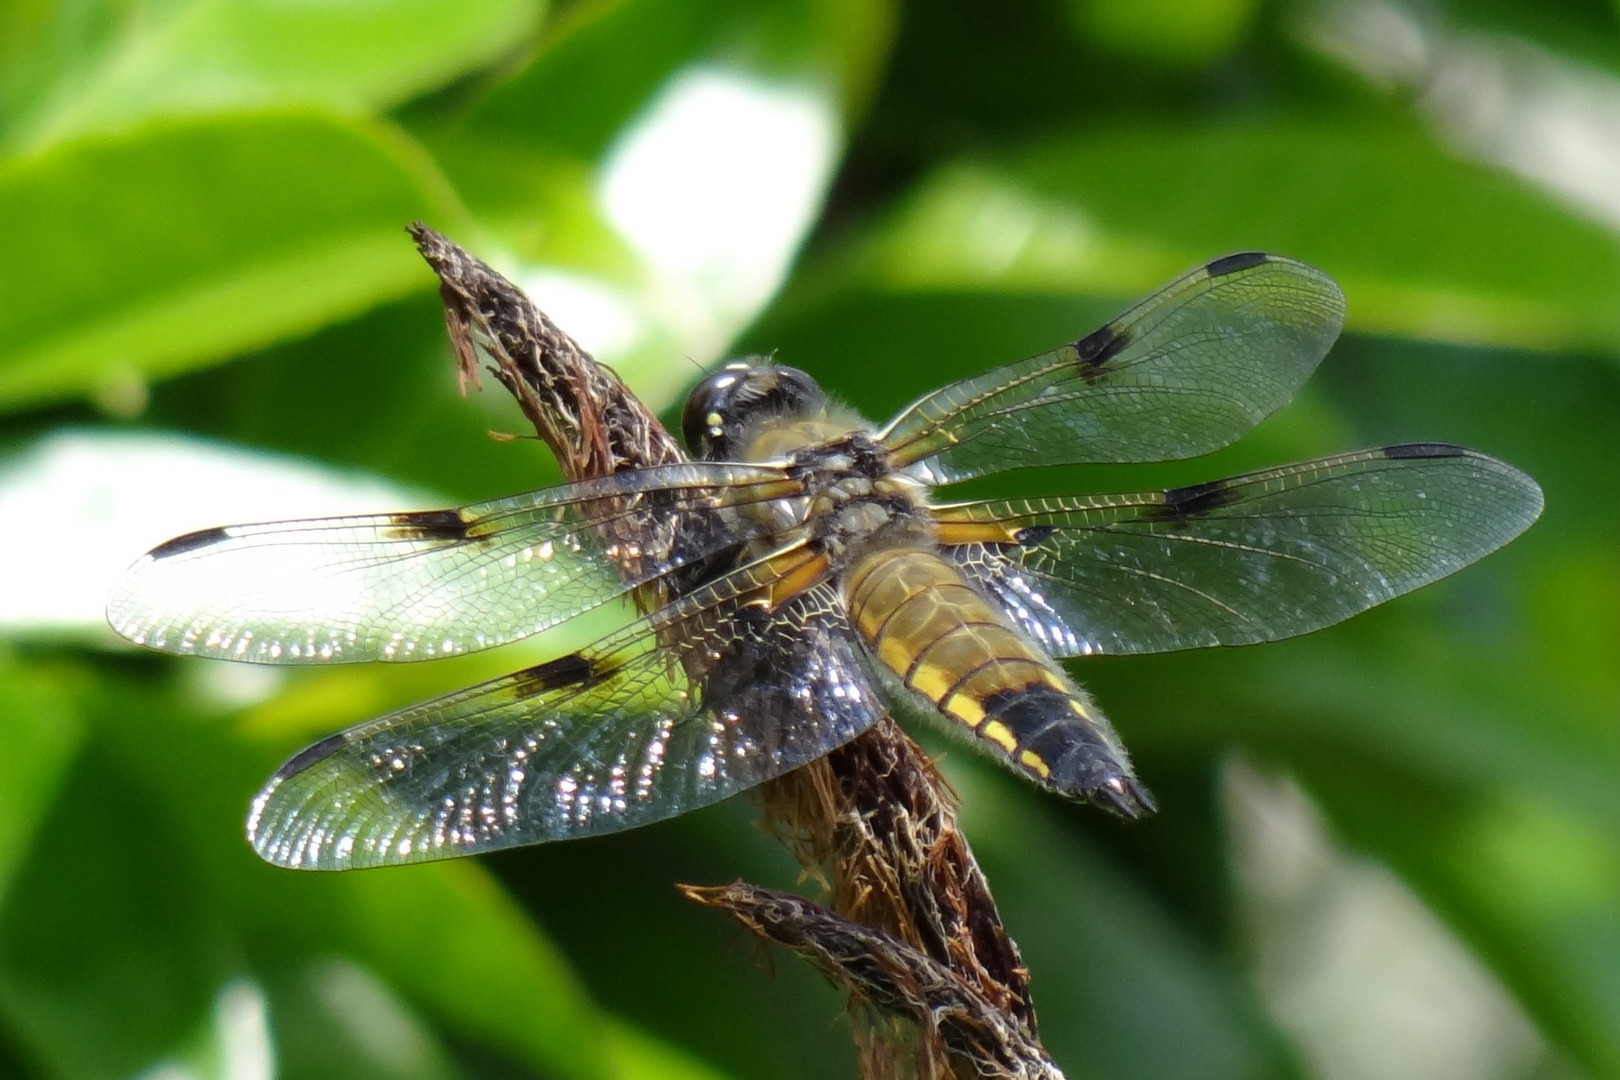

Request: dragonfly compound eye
left=682, top=360, right=827, bottom=460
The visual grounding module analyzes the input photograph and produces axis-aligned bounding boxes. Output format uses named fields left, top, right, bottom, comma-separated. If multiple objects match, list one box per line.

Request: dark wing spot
left=511, top=653, right=600, bottom=699
left=1381, top=442, right=1466, bottom=460
left=1014, top=524, right=1057, bottom=546
left=149, top=526, right=230, bottom=560
left=1145, top=479, right=1242, bottom=521
left=380, top=508, right=472, bottom=543
left=1205, top=251, right=1270, bottom=277
left=1072, top=322, right=1130, bottom=376
left=271, top=732, right=348, bottom=782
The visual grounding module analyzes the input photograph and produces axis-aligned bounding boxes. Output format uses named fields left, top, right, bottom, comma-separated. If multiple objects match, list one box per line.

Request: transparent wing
left=879, top=253, right=1346, bottom=483
left=937, top=444, right=1543, bottom=656
left=247, top=560, right=886, bottom=869
left=107, top=461, right=800, bottom=664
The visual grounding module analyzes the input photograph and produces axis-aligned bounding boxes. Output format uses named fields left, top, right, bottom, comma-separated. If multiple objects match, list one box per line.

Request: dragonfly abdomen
left=843, top=548, right=1152, bottom=816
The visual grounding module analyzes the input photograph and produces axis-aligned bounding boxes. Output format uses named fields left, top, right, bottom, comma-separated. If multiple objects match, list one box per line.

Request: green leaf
left=408, top=132, right=634, bottom=271
left=0, top=662, right=623, bottom=1079
left=0, top=109, right=465, bottom=411
left=421, top=0, right=893, bottom=410
left=332, top=863, right=610, bottom=1077
left=835, top=123, right=1620, bottom=354
left=7, top=0, right=544, bottom=148
left=141, top=295, right=564, bottom=502
left=954, top=769, right=1301, bottom=1080
left=605, top=1017, right=742, bottom=1080
left=1062, top=0, right=1260, bottom=66
left=462, top=0, right=720, bottom=161
left=483, top=793, right=868, bottom=1079
left=0, top=660, right=85, bottom=910
left=1309, top=772, right=1620, bottom=1077
left=460, top=0, right=893, bottom=160
left=1424, top=0, right=1620, bottom=80
left=0, top=731, right=229, bottom=1077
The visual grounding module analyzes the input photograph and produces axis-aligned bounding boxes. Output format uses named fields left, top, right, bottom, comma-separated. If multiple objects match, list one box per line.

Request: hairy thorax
left=741, top=423, right=937, bottom=568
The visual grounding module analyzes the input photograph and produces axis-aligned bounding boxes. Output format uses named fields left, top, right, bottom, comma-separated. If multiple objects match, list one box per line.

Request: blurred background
left=0, top=0, right=1616, bottom=1077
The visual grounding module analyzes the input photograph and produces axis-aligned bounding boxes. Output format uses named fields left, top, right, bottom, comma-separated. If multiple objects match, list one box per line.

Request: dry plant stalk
left=681, top=883, right=1062, bottom=1080
left=411, top=224, right=1058, bottom=1079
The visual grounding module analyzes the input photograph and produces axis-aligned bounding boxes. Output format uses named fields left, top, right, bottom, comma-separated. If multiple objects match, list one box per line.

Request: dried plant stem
left=681, top=882, right=1062, bottom=1080
left=411, top=225, right=1060, bottom=1079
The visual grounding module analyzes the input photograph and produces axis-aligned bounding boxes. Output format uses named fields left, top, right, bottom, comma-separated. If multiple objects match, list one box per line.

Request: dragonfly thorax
left=685, top=360, right=927, bottom=559
left=788, top=433, right=936, bottom=565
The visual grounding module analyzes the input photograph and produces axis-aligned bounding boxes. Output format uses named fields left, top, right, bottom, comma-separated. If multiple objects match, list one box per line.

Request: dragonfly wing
left=939, top=445, right=1543, bottom=656
left=248, top=568, right=885, bottom=869
left=880, top=254, right=1346, bottom=483
left=108, top=461, right=798, bottom=664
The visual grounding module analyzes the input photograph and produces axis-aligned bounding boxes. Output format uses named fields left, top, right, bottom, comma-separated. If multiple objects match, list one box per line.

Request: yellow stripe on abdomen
left=844, top=547, right=1153, bottom=817
left=846, top=548, right=1067, bottom=726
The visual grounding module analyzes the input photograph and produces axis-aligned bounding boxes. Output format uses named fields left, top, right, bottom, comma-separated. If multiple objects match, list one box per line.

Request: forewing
left=938, top=445, right=1543, bottom=656
left=879, top=253, right=1346, bottom=483
left=247, top=570, right=886, bottom=869
left=107, top=461, right=797, bottom=664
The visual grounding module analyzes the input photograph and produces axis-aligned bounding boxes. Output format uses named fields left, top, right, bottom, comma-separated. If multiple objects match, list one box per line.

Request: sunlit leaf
left=837, top=125, right=1620, bottom=354
left=605, top=1017, right=744, bottom=1080
left=7, top=0, right=544, bottom=148
left=424, top=0, right=895, bottom=413
left=1062, top=0, right=1260, bottom=65
left=461, top=0, right=893, bottom=158
left=0, top=110, right=464, bottom=410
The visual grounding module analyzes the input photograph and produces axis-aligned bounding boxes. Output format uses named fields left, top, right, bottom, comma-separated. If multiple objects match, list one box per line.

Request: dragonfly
left=107, top=252, right=1542, bottom=871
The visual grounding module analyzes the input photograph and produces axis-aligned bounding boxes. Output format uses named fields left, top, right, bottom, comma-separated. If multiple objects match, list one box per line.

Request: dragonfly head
left=682, top=358, right=828, bottom=461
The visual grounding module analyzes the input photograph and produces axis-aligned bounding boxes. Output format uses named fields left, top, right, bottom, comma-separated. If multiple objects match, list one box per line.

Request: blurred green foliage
left=1, top=0, right=1617, bottom=1077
